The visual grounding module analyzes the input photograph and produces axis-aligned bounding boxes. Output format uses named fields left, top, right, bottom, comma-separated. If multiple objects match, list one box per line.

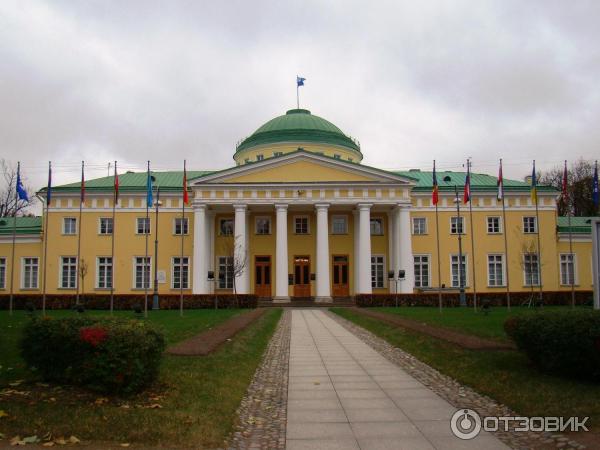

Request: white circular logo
left=450, top=408, right=482, bottom=440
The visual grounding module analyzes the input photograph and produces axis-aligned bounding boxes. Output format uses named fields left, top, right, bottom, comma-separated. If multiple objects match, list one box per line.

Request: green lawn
left=331, top=307, right=600, bottom=432
left=0, top=308, right=282, bottom=448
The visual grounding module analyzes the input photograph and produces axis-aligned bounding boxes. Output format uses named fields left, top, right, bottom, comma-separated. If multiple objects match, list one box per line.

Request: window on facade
left=22, top=257, right=38, bottom=289
left=97, top=257, right=113, bottom=289
left=332, top=215, right=347, bottom=234
left=273, top=151, right=283, bottom=157
left=256, top=154, right=264, bottom=161
left=523, top=253, right=540, bottom=286
left=174, top=217, right=188, bottom=235
left=219, top=218, right=234, bottom=236
left=60, top=256, right=77, bottom=289
left=255, top=217, right=271, bottom=235
left=137, top=217, right=150, bottom=234
left=487, top=217, right=501, bottom=234
left=218, top=256, right=234, bottom=289
left=523, top=216, right=537, bottom=233
left=487, top=254, right=504, bottom=287
left=99, top=217, right=113, bottom=235
left=560, top=253, right=575, bottom=286
left=370, top=218, right=384, bottom=235
left=244, top=158, right=250, bottom=164
left=413, top=255, right=430, bottom=288
left=412, top=217, right=427, bottom=235
left=294, top=216, right=309, bottom=234
left=371, top=256, right=385, bottom=289
left=134, top=257, right=151, bottom=289
left=0, top=257, right=6, bottom=289
left=451, top=255, right=467, bottom=288
left=63, top=217, right=77, bottom=234
left=450, top=217, right=464, bottom=234
left=172, top=257, right=189, bottom=289
left=333, top=154, right=341, bottom=159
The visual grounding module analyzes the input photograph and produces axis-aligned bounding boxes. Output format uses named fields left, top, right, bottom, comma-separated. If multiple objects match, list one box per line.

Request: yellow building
left=0, top=108, right=595, bottom=303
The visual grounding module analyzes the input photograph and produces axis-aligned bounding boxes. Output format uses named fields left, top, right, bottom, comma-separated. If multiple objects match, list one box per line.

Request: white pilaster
left=398, top=205, right=415, bottom=293
left=358, top=203, right=372, bottom=294
left=315, top=203, right=332, bottom=302
left=234, top=204, right=250, bottom=294
left=353, top=210, right=360, bottom=294
left=274, top=204, right=290, bottom=303
left=192, top=204, right=209, bottom=294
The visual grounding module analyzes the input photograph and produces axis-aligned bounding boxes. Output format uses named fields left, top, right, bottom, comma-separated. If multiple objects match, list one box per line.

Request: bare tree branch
left=0, top=159, right=37, bottom=217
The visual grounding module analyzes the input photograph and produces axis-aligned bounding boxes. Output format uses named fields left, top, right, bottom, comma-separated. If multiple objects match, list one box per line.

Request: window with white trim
left=333, top=154, right=341, bottom=160
left=174, top=217, right=188, bottom=235
left=219, top=218, right=233, bottom=236
left=487, top=254, right=504, bottom=287
left=370, top=218, right=384, bottom=235
left=60, top=256, right=77, bottom=289
left=136, top=217, right=150, bottom=234
left=412, top=217, right=427, bottom=235
left=134, top=257, right=151, bottom=289
left=294, top=216, right=309, bottom=234
left=523, top=253, right=540, bottom=286
left=63, top=217, right=77, bottom=235
left=523, top=216, right=537, bottom=233
left=218, top=256, right=234, bottom=289
left=97, top=257, right=113, bottom=289
left=487, top=216, right=501, bottom=234
left=451, top=254, right=467, bottom=288
left=371, top=255, right=385, bottom=289
left=560, top=253, right=576, bottom=286
left=273, top=151, right=283, bottom=157
left=413, top=255, right=430, bottom=288
left=22, top=257, right=38, bottom=289
left=450, top=216, right=464, bottom=234
left=256, top=154, right=264, bottom=161
left=332, top=215, right=347, bottom=234
left=255, top=217, right=271, bottom=235
left=172, top=257, right=189, bottom=289
left=99, top=217, right=113, bottom=235
left=0, top=257, right=6, bottom=289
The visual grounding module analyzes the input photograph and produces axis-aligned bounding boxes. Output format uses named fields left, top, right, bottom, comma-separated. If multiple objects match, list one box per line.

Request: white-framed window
left=97, top=257, right=113, bottom=289
left=294, top=216, right=309, bottom=234
left=523, top=216, right=537, bottom=233
left=413, top=255, right=430, bottom=288
left=63, top=217, right=77, bottom=235
left=523, top=253, right=540, bottom=286
left=256, top=154, right=264, bottom=161
left=134, top=257, right=151, bottom=289
left=487, top=216, right=501, bottom=234
left=219, top=218, right=234, bottom=236
left=331, top=215, right=348, bottom=234
left=22, top=257, right=39, bottom=289
left=273, top=151, right=283, bottom=157
left=370, top=217, right=384, bottom=235
left=0, top=257, right=6, bottom=289
left=60, top=256, right=77, bottom=289
left=255, top=216, right=271, bottom=235
left=412, top=217, right=427, bottom=235
left=487, top=254, right=504, bottom=287
left=99, top=217, right=113, bottom=235
left=172, top=256, right=189, bottom=289
left=333, top=154, right=341, bottom=160
left=136, top=217, right=150, bottom=234
left=560, top=253, right=576, bottom=286
left=450, top=217, right=464, bottom=234
left=174, top=217, right=189, bottom=235
left=218, top=256, right=234, bottom=289
left=371, top=255, right=385, bottom=289
left=450, top=254, right=468, bottom=288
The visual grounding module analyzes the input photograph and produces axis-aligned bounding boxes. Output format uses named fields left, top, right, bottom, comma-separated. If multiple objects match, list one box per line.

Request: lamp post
left=454, top=186, right=467, bottom=306
left=152, top=185, right=162, bottom=310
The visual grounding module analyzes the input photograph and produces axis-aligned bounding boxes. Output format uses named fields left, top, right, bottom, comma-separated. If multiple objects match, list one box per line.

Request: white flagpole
left=499, top=159, right=511, bottom=310
left=144, top=161, right=150, bottom=318
left=467, top=159, right=477, bottom=310
left=42, top=162, right=51, bottom=316
left=110, top=161, right=117, bottom=314
left=533, top=160, right=543, bottom=301
left=180, top=160, right=186, bottom=317
left=75, top=161, right=84, bottom=305
left=8, top=162, right=20, bottom=316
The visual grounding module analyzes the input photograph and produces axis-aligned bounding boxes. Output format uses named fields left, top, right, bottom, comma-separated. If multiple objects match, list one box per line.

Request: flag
left=114, top=161, right=119, bottom=204
left=561, top=160, right=568, bottom=201
left=497, top=159, right=504, bottom=201
left=46, top=162, right=52, bottom=206
left=16, top=163, right=28, bottom=201
left=146, top=164, right=153, bottom=207
left=593, top=160, right=599, bottom=207
left=182, top=161, right=189, bottom=205
left=463, top=160, right=471, bottom=204
left=530, top=160, right=537, bottom=203
left=297, top=76, right=306, bottom=87
left=80, top=161, right=85, bottom=204
left=432, top=160, right=439, bottom=205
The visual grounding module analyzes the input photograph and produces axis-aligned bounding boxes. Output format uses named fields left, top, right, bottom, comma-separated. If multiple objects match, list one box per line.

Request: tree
left=220, top=235, right=248, bottom=307
left=539, top=159, right=598, bottom=217
left=0, top=159, right=36, bottom=217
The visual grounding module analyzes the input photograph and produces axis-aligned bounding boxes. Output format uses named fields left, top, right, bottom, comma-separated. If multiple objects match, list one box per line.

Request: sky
left=1, top=0, right=599, bottom=192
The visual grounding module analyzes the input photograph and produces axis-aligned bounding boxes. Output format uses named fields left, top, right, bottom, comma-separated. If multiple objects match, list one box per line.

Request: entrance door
left=332, top=255, right=349, bottom=296
left=293, top=256, right=311, bottom=297
left=255, top=256, right=271, bottom=297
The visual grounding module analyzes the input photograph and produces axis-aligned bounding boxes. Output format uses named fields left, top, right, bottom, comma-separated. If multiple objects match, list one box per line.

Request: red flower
left=80, top=326, right=108, bottom=347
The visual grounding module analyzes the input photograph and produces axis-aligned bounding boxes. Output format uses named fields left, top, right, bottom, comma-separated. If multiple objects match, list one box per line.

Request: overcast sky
left=1, top=0, right=599, bottom=191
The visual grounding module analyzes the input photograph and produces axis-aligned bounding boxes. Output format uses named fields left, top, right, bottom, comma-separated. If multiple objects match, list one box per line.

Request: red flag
left=183, top=160, right=189, bottom=205
left=114, top=161, right=119, bottom=204
left=497, top=159, right=504, bottom=200
left=80, top=161, right=85, bottom=204
left=432, top=160, right=439, bottom=205
left=463, top=160, right=471, bottom=204
left=561, top=160, right=568, bottom=201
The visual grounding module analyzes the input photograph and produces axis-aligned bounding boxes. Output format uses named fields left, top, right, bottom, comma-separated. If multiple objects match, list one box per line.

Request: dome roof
left=235, top=109, right=361, bottom=154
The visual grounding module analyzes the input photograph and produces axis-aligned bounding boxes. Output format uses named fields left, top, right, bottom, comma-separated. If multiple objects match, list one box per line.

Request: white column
left=388, top=211, right=396, bottom=293
left=192, top=204, right=209, bottom=294
left=274, top=204, right=290, bottom=303
left=398, top=205, right=415, bottom=293
left=208, top=211, right=215, bottom=294
left=392, top=208, right=401, bottom=293
left=234, top=204, right=250, bottom=294
left=358, top=203, right=372, bottom=294
left=353, top=210, right=361, bottom=294
left=315, top=203, right=332, bottom=302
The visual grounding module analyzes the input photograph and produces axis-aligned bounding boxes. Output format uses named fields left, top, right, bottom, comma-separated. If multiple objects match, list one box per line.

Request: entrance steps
left=257, top=297, right=355, bottom=308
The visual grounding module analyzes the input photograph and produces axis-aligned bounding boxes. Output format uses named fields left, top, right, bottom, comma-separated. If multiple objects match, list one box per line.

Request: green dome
left=235, top=109, right=361, bottom=154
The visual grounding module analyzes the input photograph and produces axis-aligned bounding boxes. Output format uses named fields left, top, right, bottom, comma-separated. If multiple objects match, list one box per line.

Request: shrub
left=504, top=310, right=600, bottom=382
left=20, top=316, right=166, bottom=394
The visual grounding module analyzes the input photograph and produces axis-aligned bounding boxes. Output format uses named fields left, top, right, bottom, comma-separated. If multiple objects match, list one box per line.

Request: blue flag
left=146, top=167, right=153, bottom=207
left=16, top=163, right=28, bottom=202
left=47, top=162, right=52, bottom=205
left=593, top=161, right=599, bottom=207
left=297, top=76, right=306, bottom=87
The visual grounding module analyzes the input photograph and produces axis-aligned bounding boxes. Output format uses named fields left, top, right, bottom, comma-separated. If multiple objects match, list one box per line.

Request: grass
left=331, top=307, right=600, bottom=432
left=0, top=308, right=282, bottom=448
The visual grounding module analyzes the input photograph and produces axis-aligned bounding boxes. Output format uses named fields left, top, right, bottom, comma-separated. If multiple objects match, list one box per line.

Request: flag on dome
left=497, top=159, right=504, bottom=201
left=296, top=76, right=306, bottom=87
left=432, top=160, right=439, bottom=205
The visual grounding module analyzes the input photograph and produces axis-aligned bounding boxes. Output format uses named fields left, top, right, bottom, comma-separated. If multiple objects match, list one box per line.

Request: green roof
left=235, top=109, right=361, bottom=155
left=0, top=216, right=42, bottom=235
left=394, top=170, right=557, bottom=193
left=557, top=216, right=595, bottom=234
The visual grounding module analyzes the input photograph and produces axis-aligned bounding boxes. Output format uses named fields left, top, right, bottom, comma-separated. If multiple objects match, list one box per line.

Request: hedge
left=504, top=310, right=600, bottom=382
left=20, top=316, right=166, bottom=393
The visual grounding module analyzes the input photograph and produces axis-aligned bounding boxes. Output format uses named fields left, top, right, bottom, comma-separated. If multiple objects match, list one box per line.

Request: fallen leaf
left=49, top=397, right=56, bottom=402
left=94, top=397, right=108, bottom=405
left=23, top=435, right=40, bottom=444
left=8, top=380, right=23, bottom=387
left=120, top=443, right=130, bottom=447
left=0, top=410, right=8, bottom=418
left=54, top=437, right=67, bottom=445
left=42, top=443, right=55, bottom=447
left=10, top=436, right=25, bottom=446
left=0, top=432, right=5, bottom=439
left=119, top=404, right=130, bottom=409
left=68, top=435, right=80, bottom=444
left=145, top=404, right=162, bottom=409
left=313, top=381, right=320, bottom=385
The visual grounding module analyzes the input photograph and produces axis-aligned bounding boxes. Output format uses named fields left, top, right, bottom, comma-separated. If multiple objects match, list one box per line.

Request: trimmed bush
left=504, top=310, right=600, bottom=382
left=20, top=316, right=166, bottom=393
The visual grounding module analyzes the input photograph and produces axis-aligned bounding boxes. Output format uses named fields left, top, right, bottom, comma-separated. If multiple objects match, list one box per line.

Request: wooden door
left=332, top=255, right=349, bottom=296
left=293, top=256, right=311, bottom=297
left=254, top=256, right=271, bottom=297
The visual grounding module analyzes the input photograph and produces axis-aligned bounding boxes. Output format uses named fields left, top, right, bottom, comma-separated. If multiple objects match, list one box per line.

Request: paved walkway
left=287, top=309, right=509, bottom=450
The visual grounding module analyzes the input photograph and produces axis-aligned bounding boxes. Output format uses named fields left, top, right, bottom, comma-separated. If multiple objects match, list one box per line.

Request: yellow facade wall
left=234, top=143, right=361, bottom=165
